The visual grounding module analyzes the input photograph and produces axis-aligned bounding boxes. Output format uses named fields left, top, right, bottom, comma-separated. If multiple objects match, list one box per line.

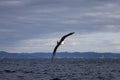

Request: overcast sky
left=0, top=0, right=120, bottom=53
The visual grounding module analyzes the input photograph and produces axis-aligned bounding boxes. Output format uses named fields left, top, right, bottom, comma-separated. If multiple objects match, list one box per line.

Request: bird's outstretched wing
left=51, top=32, right=75, bottom=61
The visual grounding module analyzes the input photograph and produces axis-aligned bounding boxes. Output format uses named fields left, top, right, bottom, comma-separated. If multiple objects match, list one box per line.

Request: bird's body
left=51, top=32, right=75, bottom=61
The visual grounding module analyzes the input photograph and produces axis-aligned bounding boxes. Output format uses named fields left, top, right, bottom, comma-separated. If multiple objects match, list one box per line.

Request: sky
left=0, top=0, right=120, bottom=53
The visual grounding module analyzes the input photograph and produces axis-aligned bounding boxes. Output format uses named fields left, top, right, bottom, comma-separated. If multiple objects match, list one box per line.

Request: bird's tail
left=51, top=54, right=55, bottom=62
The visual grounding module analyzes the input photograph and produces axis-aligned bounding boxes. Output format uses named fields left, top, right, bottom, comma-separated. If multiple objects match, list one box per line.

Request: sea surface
left=0, top=58, right=120, bottom=80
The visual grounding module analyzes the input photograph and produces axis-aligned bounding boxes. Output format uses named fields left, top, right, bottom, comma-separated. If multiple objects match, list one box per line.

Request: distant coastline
left=0, top=51, right=120, bottom=59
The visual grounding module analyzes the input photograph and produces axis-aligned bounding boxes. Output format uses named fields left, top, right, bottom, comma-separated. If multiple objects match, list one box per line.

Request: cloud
left=116, top=46, right=120, bottom=50
left=0, top=0, right=27, bottom=6
left=111, top=39, right=120, bottom=45
left=0, top=0, right=120, bottom=52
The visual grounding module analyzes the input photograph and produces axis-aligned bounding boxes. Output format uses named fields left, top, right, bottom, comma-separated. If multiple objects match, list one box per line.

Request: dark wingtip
left=70, top=32, right=75, bottom=35
left=72, top=32, right=75, bottom=34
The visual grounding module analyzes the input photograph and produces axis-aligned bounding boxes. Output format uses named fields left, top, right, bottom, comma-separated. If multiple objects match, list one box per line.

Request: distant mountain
left=0, top=51, right=51, bottom=58
left=0, top=51, right=120, bottom=58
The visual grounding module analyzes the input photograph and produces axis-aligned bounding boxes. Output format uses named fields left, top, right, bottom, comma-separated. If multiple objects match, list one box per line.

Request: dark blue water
left=0, top=58, right=120, bottom=80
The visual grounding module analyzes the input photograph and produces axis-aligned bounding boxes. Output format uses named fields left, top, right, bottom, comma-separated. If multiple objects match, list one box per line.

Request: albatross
left=51, top=32, right=75, bottom=61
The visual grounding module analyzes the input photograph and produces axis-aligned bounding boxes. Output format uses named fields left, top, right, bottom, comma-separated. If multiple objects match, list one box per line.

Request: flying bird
left=51, top=32, right=75, bottom=61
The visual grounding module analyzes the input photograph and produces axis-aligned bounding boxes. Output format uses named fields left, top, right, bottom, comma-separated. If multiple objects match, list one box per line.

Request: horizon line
left=0, top=51, right=120, bottom=54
